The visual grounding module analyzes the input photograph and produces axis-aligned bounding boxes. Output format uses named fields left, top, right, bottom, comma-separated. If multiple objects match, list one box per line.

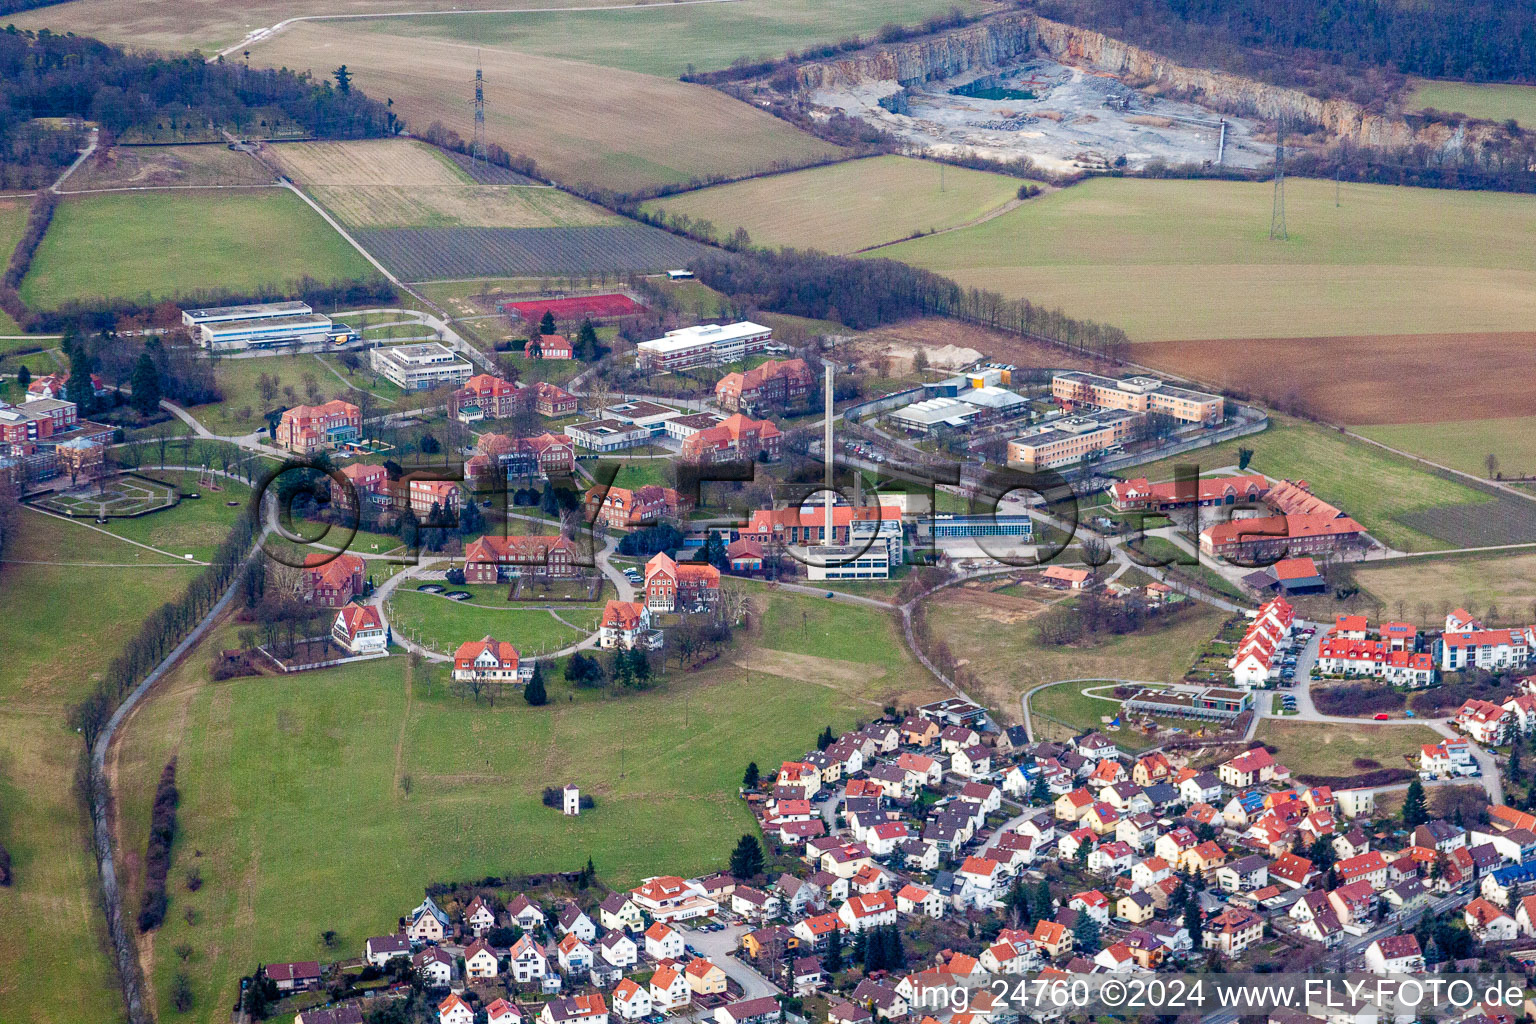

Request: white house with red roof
left=598, top=600, right=657, bottom=650
left=509, top=934, right=548, bottom=982
left=440, top=994, right=475, bottom=1024
left=333, top=605, right=387, bottom=655
left=1455, top=698, right=1514, bottom=746
left=488, top=999, right=524, bottom=1024
left=612, top=980, right=652, bottom=1021
left=633, top=875, right=716, bottom=922
left=453, top=636, right=521, bottom=684
left=1441, top=625, right=1535, bottom=673
left=838, top=890, right=897, bottom=932
left=1364, top=934, right=1423, bottom=974
left=1317, top=636, right=1436, bottom=687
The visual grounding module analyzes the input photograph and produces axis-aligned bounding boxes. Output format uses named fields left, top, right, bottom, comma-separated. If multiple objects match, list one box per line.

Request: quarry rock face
left=790, top=13, right=1508, bottom=156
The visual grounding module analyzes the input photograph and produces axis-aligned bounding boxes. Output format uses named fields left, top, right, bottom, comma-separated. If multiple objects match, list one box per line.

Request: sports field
left=877, top=176, right=1536, bottom=342
left=19, top=189, right=378, bottom=308
left=61, top=144, right=273, bottom=191
left=269, top=139, right=618, bottom=229
left=0, top=511, right=206, bottom=1024
left=249, top=23, right=844, bottom=195
left=642, top=156, right=1022, bottom=254
left=110, top=591, right=941, bottom=1021
left=1406, top=78, right=1536, bottom=126
left=377, top=0, right=997, bottom=78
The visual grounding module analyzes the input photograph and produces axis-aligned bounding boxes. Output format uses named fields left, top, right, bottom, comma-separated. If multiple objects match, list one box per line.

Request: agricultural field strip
left=356, top=225, right=709, bottom=279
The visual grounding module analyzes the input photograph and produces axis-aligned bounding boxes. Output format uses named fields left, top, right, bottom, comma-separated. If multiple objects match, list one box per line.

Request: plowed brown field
left=1138, top=330, right=1536, bottom=425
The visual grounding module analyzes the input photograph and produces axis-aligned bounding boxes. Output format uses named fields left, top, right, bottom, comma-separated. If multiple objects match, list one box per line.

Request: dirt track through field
left=1139, top=330, right=1536, bottom=425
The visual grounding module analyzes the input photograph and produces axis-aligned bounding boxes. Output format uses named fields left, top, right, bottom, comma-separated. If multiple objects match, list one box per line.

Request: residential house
left=650, top=963, right=692, bottom=1012
left=452, top=636, right=521, bottom=685
left=414, top=947, right=454, bottom=987
left=465, top=939, right=501, bottom=979
left=685, top=958, right=728, bottom=996
left=440, top=994, right=476, bottom=1024
left=1203, top=909, right=1263, bottom=957
left=558, top=903, right=597, bottom=941
left=599, top=893, right=643, bottom=933
left=333, top=604, right=387, bottom=655
left=465, top=896, right=497, bottom=937
left=557, top=933, right=594, bottom=974
left=408, top=896, right=451, bottom=943
left=599, top=931, right=638, bottom=969
left=612, top=980, right=653, bottom=1021
left=509, top=934, right=549, bottom=982
left=541, top=995, right=608, bottom=1024
left=366, top=935, right=411, bottom=967
left=1364, top=935, right=1424, bottom=975
left=645, top=922, right=686, bottom=961
left=1466, top=897, right=1519, bottom=941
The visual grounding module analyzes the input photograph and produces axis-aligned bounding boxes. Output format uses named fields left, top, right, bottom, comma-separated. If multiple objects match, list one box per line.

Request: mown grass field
left=1356, top=551, right=1536, bottom=626
left=1354, top=418, right=1536, bottom=481
left=387, top=590, right=592, bottom=655
left=270, top=139, right=619, bottom=229
left=0, top=196, right=28, bottom=334
left=1124, top=416, right=1496, bottom=553
left=90, top=471, right=256, bottom=562
left=1252, top=720, right=1441, bottom=780
left=642, top=156, right=1021, bottom=254
left=191, top=350, right=405, bottom=436
left=251, top=24, right=844, bottom=195
left=876, top=176, right=1536, bottom=341
left=0, top=511, right=206, bottom=1024
left=387, top=0, right=996, bottom=79
left=1406, top=79, right=1536, bottom=126
left=111, top=590, right=940, bottom=1022
left=19, top=189, right=377, bottom=308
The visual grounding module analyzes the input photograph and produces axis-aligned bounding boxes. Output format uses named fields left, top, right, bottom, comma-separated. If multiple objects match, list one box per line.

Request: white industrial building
left=182, top=300, right=355, bottom=352
left=888, top=396, right=982, bottom=433
left=370, top=343, right=474, bottom=391
left=636, top=322, right=772, bottom=371
left=182, top=300, right=312, bottom=330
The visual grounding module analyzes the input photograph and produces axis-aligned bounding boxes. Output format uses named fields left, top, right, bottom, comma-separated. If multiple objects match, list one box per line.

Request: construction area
left=815, top=56, right=1270, bottom=175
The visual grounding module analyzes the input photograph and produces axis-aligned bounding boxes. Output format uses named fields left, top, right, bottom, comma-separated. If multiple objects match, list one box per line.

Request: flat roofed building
left=181, top=300, right=312, bottom=328
left=567, top=419, right=651, bottom=452
left=1123, top=685, right=1252, bottom=721
left=1053, top=372, right=1223, bottom=425
left=197, top=313, right=336, bottom=352
left=804, top=543, right=890, bottom=581
left=920, top=514, right=1034, bottom=539
left=888, top=396, right=981, bottom=434
left=636, top=322, right=772, bottom=370
left=1007, top=411, right=1140, bottom=470
left=370, top=343, right=474, bottom=391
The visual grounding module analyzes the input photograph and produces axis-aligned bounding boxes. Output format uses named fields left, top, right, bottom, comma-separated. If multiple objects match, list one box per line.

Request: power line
left=1269, top=118, right=1288, bottom=241
left=471, top=49, right=487, bottom=172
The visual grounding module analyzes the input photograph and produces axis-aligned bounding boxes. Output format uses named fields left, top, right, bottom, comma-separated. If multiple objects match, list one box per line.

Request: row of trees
left=1032, top=589, right=1195, bottom=646
left=688, top=248, right=1133, bottom=363
left=137, top=760, right=180, bottom=932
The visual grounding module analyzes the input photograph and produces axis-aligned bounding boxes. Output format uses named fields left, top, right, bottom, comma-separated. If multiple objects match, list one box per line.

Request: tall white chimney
left=824, top=363, right=834, bottom=541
